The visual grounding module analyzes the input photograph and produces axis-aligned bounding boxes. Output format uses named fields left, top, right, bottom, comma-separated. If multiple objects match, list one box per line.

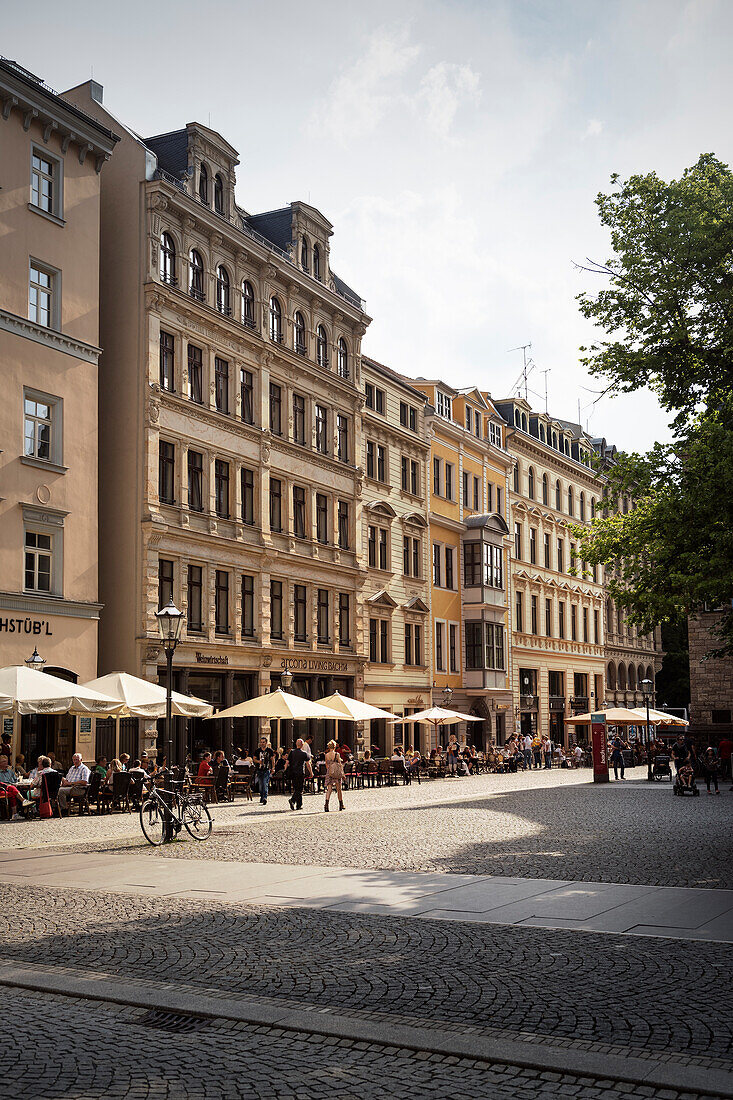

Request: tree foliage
left=574, top=155, right=733, bottom=656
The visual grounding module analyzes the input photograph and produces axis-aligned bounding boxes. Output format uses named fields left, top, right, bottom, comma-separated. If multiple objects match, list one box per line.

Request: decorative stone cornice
left=0, top=308, right=101, bottom=363
left=0, top=591, right=103, bottom=620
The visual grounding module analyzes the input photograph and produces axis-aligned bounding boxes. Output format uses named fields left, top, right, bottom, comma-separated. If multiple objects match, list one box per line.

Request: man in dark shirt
left=254, top=737, right=275, bottom=805
left=288, top=738, right=310, bottom=810
left=671, top=736, right=689, bottom=773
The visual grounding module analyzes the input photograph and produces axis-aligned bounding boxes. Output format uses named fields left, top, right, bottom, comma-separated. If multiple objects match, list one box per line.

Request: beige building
left=63, top=84, right=370, bottom=761
left=497, top=398, right=606, bottom=745
left=0, top=61, right=117, bottom=765
left=360, top=357, right=431, bottom=753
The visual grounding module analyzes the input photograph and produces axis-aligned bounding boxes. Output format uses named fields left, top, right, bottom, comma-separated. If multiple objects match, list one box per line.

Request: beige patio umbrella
left=629, top=707, right=688, bottom=727
left=564, top=706, right=662, bottom=725
left=315, top=691, right=400, bottom=722
left=204, top=688, right=350, bottom=722
left=82, top=672, right=214, bottom=718
left=0, top=665, right=125, bottom=716
left=393, top=706, right=483, bottom=753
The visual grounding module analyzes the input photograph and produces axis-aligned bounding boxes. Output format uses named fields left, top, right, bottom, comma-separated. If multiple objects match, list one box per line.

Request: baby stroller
left=652, top=754, right=672, bottom=781
left=673, top=767, right=699, bottom=796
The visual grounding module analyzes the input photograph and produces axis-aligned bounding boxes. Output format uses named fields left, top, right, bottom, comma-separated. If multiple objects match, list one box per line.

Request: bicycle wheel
left=182, top=798, right=212, bottom=840
left=140, top=799, right=165, bottom=846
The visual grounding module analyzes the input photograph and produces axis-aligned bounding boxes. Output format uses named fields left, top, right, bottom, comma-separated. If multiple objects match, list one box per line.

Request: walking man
left=288, top=738, right=310, bottom=810
left=254, top=736, right=275, bottom=806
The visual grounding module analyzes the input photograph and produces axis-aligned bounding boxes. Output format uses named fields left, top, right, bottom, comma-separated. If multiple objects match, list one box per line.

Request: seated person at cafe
left=92, top=756, right=108, bottom=778
left=198, top=752, right=213, bottom=777
left=127, top=759, right=147, bottom=777
left=14, top=754, right=28, bottom=777
left=0, top=754, right=31, bottom=820
left=119, top=754, right=130, bottom=771
left=57, top=753, right=91, bottom=813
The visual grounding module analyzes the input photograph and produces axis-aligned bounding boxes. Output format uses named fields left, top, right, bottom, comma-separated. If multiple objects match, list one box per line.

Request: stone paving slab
left=1, top=847, right=731, bottom=942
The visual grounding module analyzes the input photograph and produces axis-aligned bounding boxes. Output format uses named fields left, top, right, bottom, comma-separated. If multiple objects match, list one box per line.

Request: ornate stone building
left=688, top=607, right=733, bottom=743
left=64, top=86, right=370, bottom=759
left=497, top=399, right=606, bottom=746
left=360, top=357, right=431, bottom=753
left=0, top=61, right=117, bottom=765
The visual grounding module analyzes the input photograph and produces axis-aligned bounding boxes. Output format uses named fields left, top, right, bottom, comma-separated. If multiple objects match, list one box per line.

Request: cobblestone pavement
left=2, top=883, right=731, bottom=1063
left=7, top=987, right=720, bottom=1100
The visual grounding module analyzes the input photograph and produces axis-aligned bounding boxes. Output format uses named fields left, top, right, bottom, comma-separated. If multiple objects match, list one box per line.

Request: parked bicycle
left=139, top=775, right=212, bottom=845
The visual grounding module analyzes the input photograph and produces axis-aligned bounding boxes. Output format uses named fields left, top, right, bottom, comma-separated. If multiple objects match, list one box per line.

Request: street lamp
left=25, top=647, right=46, bottom=671
left=280, top=661, right=293, bottom=691
left=641, top=677, right=653, bottom=781
left=155, top=597, right=184, bottom=770
left=441, top=686, right=453, bottom=707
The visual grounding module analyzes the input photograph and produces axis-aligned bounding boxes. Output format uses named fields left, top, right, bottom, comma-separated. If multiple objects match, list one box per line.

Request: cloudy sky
left=5, top=0, right=731, bottom=449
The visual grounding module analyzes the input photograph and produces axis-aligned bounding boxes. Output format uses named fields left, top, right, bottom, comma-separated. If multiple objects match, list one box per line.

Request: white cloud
left=414, top=61, right=482, bottom=138
left=584, top=118, right=603, bottom=138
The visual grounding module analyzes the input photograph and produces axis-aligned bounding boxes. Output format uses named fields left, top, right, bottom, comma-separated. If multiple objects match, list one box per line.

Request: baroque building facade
left=0, top=61, right=117, bottom=766
left=64, top=84, right=370, bottom=760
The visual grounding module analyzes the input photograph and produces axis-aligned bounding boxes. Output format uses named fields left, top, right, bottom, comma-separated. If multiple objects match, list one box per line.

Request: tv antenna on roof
left=508, top=343, right=533, bottom=401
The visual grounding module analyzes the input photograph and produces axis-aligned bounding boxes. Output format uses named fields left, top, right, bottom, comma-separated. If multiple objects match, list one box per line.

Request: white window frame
left=22, top=507, right=65, bottom=597
left=30, top=145, right=63, bottom=220
left=22, top=387, right=63, bottom=468
left=437, top=391, right=452, bottom=420
left=488, top=422, right=502, bottom=447
left=29, top=259, right=60, bottom=330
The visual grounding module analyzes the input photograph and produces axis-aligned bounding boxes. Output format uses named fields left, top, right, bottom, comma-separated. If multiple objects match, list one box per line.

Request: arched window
left=607, top=662, right=617, bottom=691
left=513, top=463, right=520, bottom=493
left=542, top=473, right=548, bottom=505
left=590, top=497, right=595, bottom=519
left=514, top=409, right=520, bottom=426
left=214, top=174, right=224, bottom=215
left=622, top=495, right=629, bottom=514
left=564, top=438, right=570, bottom=455
left=269, top=296, right=282, bottom=343
left=646, top=664, right=653, bottom=683
left=579, top=492, right=585, bottom=522
left=552, top=432, right=557, bottom=449
left=337, top=337, right=348, bottom=379
left=294, top=310, right=306, bottom=355
left=567, top=486, right=573, bottom=516
left=316, top=325, right=328, bottom=367
left=313, top=243, right=321, bottom=281
left=521, top=413, right=527, bottom=432
left=555, top=479, right=561, bottom=510
left=618, top=663, right=627, bottom=690
left=527, top=467, right=535, bottom=500
left=300, top=235, right=309, bottom=272
left=189, top=249, right=204, bottom=301
left=160, top=233, right=176, bottom=285
left=216, top=265, right=231, bottom=315
left=637, top=664, right=644, bottom=687
left=628, top=664, right=636, bottom=690
left=539, top=424, right=546, bottom=443
left=198, top=164, right=209, bottom=205
left=241, top=280, right=255, bottom=327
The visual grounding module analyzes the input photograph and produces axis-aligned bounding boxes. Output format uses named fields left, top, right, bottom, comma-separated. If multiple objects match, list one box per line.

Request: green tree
left=574, top=155, right=733, bottom=655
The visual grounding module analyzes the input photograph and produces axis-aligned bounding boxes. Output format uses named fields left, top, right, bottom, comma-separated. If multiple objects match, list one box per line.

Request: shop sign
left=3, top=718, right=14, bottom=737
left=195, top=652, right=229, bottom=665
left=0, top=617, right=53, bottom=636
left=591, top=712, right=609, bottom=784
left=280, top=657, right=349, bottom=672
left=78, top=717, right=92, bottom=734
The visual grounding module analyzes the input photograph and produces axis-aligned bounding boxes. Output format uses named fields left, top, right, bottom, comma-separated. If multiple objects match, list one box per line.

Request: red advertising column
left=591, top=712, right=609, bottom=784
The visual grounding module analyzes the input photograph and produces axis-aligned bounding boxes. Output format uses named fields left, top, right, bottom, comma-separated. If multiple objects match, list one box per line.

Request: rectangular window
left=404, top=622, right=413, bottom=667
left=593, top=609, right=599, bottom=644
left=368, top=525, right=377, bottom=568
left=315, top=404, right=328, bottom=454
left=316, top=493, right=328, bottom=544
left=242, top=574, right=255, bottom=637
left=437, top=392, right=452, bottom=419
left=214, top=460, right=229, bottom=518
left=215, top=570, right=229, bottom=633
left=369, top=618, right=377, bottom=662
left=462, top=470, right=469, bottom=507
left=558, top=600, right=565, bottom=638
left=465, top=407, right=472, bottom=431
left=473, top=476, right=480, bottom=511
left=484, top=544, right=503, bottom=588
left=583, top=606, right=589, bottom=642
left=377, top=445, right=386, bottom=483
left=400, top=402, right=417, bottom=431
left=465, top=622, right=483, bottom=669
left=188, top=344, right=203, bottom=404
left=269, top=382, right=282, bottom=435
left=414, top=623, right=422, bottom=666
left=514, top=523, right=522, bottom=560
left=380, top=619, right=389, bottom=663
left=486, top=623, right=505, bottom=670
left=187, top=565, right=203, bottom=632
left=378, top=528, right=388, bottom=571
left=464, top=542, right=480, bottom=586
left=293, top=486, right=306, bottom=539
left=571, top=604, right=577, bottom=641
left=410, top=461, right=418, bottom=496
left=338, top=593, right=350, bottom=647
left=475, top=411, right=481, bottom=438
left=545, top=598, right=552, bottom=637
left=366, top=440, right=375, bottom=479
left=240, top=368, right=254, bottom=424
left=270, top=580, right=283, bottom=640
left=529, top=527, right=537, bottom=565
left=158, top=558, right=173, bottom=609
left=496, top=486, right=502, bottom=515
left=486, top=482, right=493, bottom=512
left=365, top=383, right=374, bottom=409
left=531, top=594, right=538, bottom=635
left=25, top=529, right=53, bottom=592
left=435, top=621, right=445, bottom=671
left=337, top=414, right=349, bottom=462
left=31, top=150, right=59, bottom=215
left=187, top=450, right=203, bottom=512
left=241, top=467, right=255, bottom=525
left=294, top=585, right=307, bottom=642
left=158, top=440, right=175, bottom=504
left=445, top=463, right=454, bottom=501
left=433, top=457, right=441, bottom=496
left=403, top=535, right=411, bottom=576
left=515, top=590, right=523, bottom=633
left=401, top=456, right=409, bottom=492
left=557, top=539, right=564, bottom=573
left=445, top=547, right=454, bottom=590
left=433, top=543, right=442, bottom=587
left=269, top=477, right=282, bottom=532
left=375, top=388, right=385, bottom=414
left=29, top=263, right=54, bottom=328
left=23, top=393, right=55, bottom=462
left=293, top=393, right=306, bottom=445
left=316, top=588, right=330, bottom=643
left=338, top=500, right=349, bottom=549
left=214, top=357, right=229, bottom=413
left=488, top=422, right=502, bottom=447
left=159, top=331, right=175, bottom=392
left=544, top=533, right=551, bottom=569
left=449, top=623, right=458, bottom=673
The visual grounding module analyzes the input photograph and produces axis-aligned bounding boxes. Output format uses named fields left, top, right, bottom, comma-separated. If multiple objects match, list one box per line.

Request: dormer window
left=474, top=410, right=481, bottom=437
left=514, top=409, right=520, bottom=426
left=437, top=392, right=452, bottom=420
left=521, top=413, right=528, bottom=432
left=301, top=235, right=309, bottom=272
left=487, top=422, right=502, bottom=448
left=313, top=243, right=321, bottom=281
left=552, top=432, right=557, bottom=449
left=198, top=164, right=209, bottom=205
left=539, top=424, right=546, bottom=443
left=214, top=174, right=224, bottom=215
left=465, top=406, right=472, bottom=431
left=294, top=311, right=307, bottom=356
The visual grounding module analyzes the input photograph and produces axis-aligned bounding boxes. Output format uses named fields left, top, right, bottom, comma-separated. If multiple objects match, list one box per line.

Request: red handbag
left=39, top=775, right=53, bottom=818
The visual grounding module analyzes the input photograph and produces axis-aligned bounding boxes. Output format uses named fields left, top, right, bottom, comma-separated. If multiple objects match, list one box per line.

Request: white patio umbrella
left=0, top=665, right=124, bottom=716
left=315, top=691, right=400, bottom=722
left=564, top=707, right=662, bottom=726
left=81, top=672, right=213, bottom=718
left=204, top=688, right=350, bottom=722
left=393, top=706, right=483, bottom=753
left=629, top=707, right=688, bottom=727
